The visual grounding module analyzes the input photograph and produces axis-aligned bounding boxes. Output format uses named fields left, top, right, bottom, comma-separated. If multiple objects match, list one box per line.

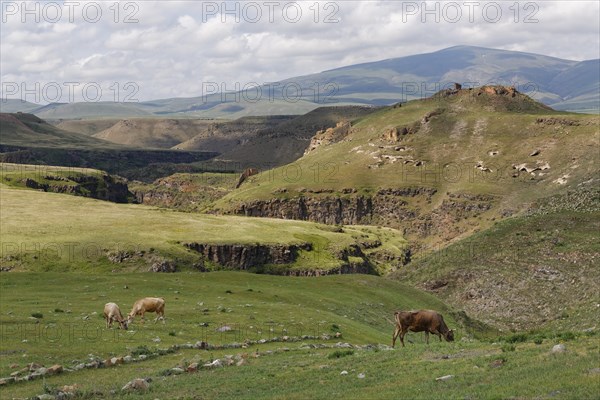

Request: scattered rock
left=35, top=394, right=55, bottom=400
left=123, top=356, right=133, bottom=363
left=236, top=358, right=246, bottom=367
left=340, top=370, right=348, bottom=375
left=171, top=367, right=185, bottom=375
left=357, top=373, right=365, bottom=379
left=186, top=362, right=199, bottom=373
left=436, top=375, right=454, bottom=381
left=204, top=359, right=223, bottom=368
left=9, top=363, right=19, bottom=369
left=530, top=149, right=541, bottom=156
left=121, top=378, right=149, bottom=392
left=588, top=368, right=600, bottom=375
left=217, top=325, right=232, bottom=332
left=551, top=344, right=566, bottom=354
left=60, top=384, right=79, bottom=394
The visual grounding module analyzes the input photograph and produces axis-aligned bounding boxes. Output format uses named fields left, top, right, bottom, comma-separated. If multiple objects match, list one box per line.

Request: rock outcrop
left=184, top=242, right=312, bottom=270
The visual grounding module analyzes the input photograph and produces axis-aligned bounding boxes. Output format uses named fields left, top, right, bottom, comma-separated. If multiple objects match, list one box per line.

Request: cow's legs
left=399, top=328, right=407, bottom=347
left=425, top=331, right=430, bottom=344
left=392, top=325, right=401, bottom=347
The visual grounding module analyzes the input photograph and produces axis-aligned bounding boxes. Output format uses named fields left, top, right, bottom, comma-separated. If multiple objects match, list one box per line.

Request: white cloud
left=1, top=0, right=598, bottom=102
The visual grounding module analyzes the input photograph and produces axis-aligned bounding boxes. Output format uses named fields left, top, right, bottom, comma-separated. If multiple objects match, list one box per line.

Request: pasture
left=0, top=273, right=597, bottom=399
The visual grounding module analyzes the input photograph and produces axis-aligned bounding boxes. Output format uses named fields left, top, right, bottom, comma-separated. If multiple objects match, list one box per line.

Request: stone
left=236, top=359, right=246, bottom=367
left=112, top=357, right=124, bottom=365
left=60, top=384, right=79, bottom=393
left=203, top=359, right=222, bottom=368
left=122, top=378, right=149, bottom=392
left=552, top=344, right=566, bottom=354
left=35, top=394, right=55, bottom=400
left=186, top=363, right=199, bottom=373
left=357, top=373, right=365, bottom=379
left=436, top=375, right=454, bottom=381
left=48, top=365, right=63, bottom=375
left=123, top=356, right=133, bottom=363
left=340, top=370, right=348, bottom=375
left=171, top=367, right=184, bottom=375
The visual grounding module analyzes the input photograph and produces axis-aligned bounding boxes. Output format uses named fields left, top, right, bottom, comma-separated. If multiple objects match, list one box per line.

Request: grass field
left=0, top=184, right=407, bottom=273
left=0, top=273, right=597, bottom=399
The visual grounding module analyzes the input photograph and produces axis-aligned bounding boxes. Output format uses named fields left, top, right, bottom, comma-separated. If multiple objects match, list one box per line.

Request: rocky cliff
left=12, top=173, right=133, bottom=203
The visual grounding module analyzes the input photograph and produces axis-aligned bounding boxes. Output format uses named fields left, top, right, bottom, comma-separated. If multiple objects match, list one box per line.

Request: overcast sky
left=1, top=0, right=599, bottom=102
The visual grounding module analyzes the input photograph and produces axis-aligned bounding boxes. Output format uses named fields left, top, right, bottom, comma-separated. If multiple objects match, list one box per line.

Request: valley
left=1, top=47, right=599, bottom=399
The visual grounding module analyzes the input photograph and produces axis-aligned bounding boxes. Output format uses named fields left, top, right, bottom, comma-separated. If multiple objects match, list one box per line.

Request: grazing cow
left=103, top=302, right=128, bottom=330
left=392, top=310, right=454, bottom=348
left=127, top=297, right=165, bottom=324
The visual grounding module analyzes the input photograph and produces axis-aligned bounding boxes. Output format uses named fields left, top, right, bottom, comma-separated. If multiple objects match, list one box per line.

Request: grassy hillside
left=390, top=184, right=600, bottom=331
left=53, top=118, right=122, bottom=136
left=216, top=87, right=599, bottom=251
left=129, top=172, right=239, bottom=212
left=0, top=113, right=116, bottom=149
left=0, top=185, right=407, bottom=274
left=0, top=272, right=597, bottom=399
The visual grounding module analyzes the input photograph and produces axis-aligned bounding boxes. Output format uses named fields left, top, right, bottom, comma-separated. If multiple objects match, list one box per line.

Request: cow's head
left=445, top=329, right=455, bottom=342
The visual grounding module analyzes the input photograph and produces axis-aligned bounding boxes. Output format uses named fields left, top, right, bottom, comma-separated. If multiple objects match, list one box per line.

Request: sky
left=1, top=0, right=599, bottom=103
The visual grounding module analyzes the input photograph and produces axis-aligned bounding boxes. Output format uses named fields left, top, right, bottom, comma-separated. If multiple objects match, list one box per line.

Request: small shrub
left=501, top=344, right=516, bottom=352
left=534, top=337, right=543, bottom=345
left=505, top=333, right=528, bottom=343
left=328, top=350, right=354, bottom=359
left=225, top=290, right=233, bottom=294
left=246, top=288, right=253, bottom=292
left=31, top=312, right=43, bottom=319
left=555, top=331, right=576, bottom=341
left=169, top=331, right=176, bottom=337
left=131, top=345, right=152, bottom=356
left=54, top=308, right=64, bottom=313
left=331, top=324, right=340, bottom=332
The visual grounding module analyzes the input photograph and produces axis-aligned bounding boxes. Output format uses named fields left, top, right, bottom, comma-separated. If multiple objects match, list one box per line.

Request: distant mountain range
left=1, top=46, right=598, bottom=119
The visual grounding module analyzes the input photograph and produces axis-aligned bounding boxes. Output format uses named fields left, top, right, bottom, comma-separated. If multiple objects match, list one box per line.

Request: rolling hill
left=215, top=86, right=599, bottom=253
left=0, top=113, right=219, bottom=178
left=5, top=46, right=598, bottom=119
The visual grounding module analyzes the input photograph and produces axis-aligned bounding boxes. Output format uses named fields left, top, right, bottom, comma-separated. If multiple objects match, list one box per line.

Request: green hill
left=216, top=87, right=599, bottom=253
left=0, top=184, right=408, bottom=275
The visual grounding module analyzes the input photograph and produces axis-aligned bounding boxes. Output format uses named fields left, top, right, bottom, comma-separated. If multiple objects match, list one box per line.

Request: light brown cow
left=103, top=302, right=128, bottom=330
left=392, top=310, right=454, bottom=348
left=127, top=297, right=165, bottom=324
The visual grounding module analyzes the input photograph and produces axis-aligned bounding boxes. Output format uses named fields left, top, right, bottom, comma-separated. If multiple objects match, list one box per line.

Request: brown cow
left=127, top=297, right=165, bottom=324
left=103, top=302, right=128, bottom=330
left=392, top=310, right=454, bottom=348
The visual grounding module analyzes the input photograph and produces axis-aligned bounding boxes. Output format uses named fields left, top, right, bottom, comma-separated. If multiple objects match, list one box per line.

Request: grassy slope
left=390, top=186, right=600, bottom=331
left=0, top=185, right=406, bottom=272
left=217, top=90, right=599, bottom=248
left=53, top=119, right=122, bottom=136
left=0, top=272, right=458, bottom=395
left=0, top=273, right=597, bottom=399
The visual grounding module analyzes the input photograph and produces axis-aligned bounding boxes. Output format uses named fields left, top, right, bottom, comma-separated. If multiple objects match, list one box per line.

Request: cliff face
left=231, top=187, right=438, bottom=226
left=227, top=188, right=496, bottom=251
left=20, top=173, right=132, bottom=203
left=184, top=242, right=312, bottom=270
left=183, top=241, right=409, bottom=276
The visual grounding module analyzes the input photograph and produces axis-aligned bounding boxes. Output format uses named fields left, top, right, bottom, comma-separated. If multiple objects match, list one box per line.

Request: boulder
left=552, top=344, right=566, bottom=354
left=47, top=365, right=63, bottom=375
left=121, top=378, right=149, bottom=392
left=186, top=363, right=199, bottom=373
